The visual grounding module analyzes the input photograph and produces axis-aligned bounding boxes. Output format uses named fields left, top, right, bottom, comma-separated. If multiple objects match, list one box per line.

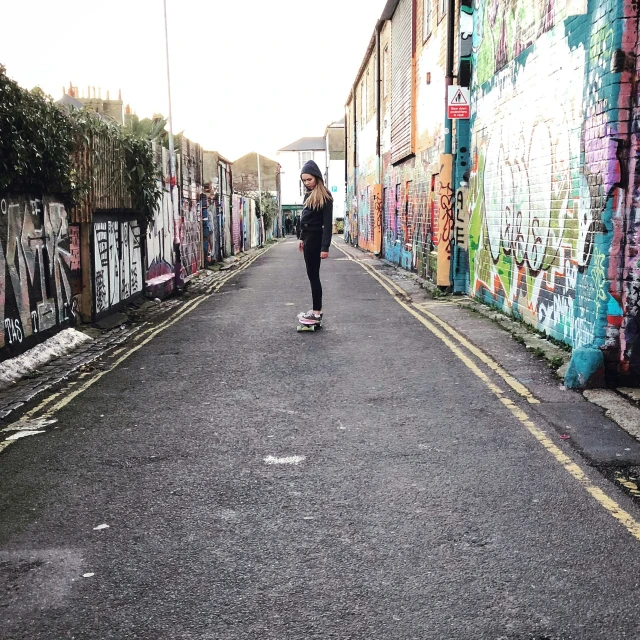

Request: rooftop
left=278, top=137, right=326, bottom=152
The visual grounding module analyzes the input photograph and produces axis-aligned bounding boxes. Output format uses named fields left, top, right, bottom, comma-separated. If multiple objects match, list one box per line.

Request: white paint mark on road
left=82, top=573, right=95, bottom=578
left=263, top=455, right=306, bottom=465
left=1, top=417, right=57, bottom=434
left=93, top=524, right=110, bottom=531
left=6, top=430, right=45, bottom=441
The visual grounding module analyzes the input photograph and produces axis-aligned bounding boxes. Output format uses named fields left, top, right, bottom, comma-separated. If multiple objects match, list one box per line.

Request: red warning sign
left=447, top=86, right=471, bottom=119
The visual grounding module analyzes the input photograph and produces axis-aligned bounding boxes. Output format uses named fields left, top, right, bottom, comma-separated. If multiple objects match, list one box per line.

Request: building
left=325, top=118, right=346, bottom=221
left=60, top=83, right=124, bottom=124
left=345, top=0, right=640, bottom=387
left=277, top=137, right=327, bottom=213
left=231, top=152, right=280, bottom=196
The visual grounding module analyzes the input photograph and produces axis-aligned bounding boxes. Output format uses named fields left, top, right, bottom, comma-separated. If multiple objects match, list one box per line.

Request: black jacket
left=300, top=159, right=333, bottom=252
left=300, top=195, right=333, bottom=252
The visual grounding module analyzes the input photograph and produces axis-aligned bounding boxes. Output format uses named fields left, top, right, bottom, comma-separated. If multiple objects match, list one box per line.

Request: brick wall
left=469, top=0, right=637, bottom=378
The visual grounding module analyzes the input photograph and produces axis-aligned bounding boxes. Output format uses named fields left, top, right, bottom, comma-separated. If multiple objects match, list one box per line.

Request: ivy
left=255, top=191, right=278, bottom=233
left=0, top=65, right=161, bottom=223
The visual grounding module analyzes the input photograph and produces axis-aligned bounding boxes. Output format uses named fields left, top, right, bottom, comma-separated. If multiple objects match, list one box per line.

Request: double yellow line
left=0, top=247, right=271, bottom=455
left=333, top=240, right=640, bottom=542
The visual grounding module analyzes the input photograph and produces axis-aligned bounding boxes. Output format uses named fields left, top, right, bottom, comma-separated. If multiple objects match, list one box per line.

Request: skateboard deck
left=297, top=318, right=322, bottom=332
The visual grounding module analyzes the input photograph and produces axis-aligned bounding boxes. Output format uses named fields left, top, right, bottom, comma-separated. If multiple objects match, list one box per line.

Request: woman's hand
left=320, top=251, right=329, bottom=260
left=299, top=240, right=304, bottom=253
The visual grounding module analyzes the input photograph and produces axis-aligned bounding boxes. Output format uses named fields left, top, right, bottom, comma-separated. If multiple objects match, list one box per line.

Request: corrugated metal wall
left=390, top=0, right=413, bottom=164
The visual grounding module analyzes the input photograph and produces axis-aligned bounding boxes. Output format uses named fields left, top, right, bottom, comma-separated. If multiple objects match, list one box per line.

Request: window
left=299, top=151, right=312, bottom=168
left=438, top=0, right=446, bottom=22
left=423, top=0, right=432, bottom=41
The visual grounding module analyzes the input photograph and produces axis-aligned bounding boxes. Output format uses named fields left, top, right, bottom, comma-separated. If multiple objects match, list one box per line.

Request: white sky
left=1, top=0, right=387, bottom=162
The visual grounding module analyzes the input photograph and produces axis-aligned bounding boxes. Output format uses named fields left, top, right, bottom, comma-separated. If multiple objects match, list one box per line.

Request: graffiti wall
left=146, top=146, right=176, bottom=286
left=232, top=194, right=241, bottom=254
left=177, top=137, right=203, bottom=280
left=469, top=0, right=634, bottom=371
left=93, top=217, right=142, bottom=318
left=0, top=195, right=81, bottom=357
left=377, top=15, right=449, bottom=281
left=179, top=198, right=202, bottom=279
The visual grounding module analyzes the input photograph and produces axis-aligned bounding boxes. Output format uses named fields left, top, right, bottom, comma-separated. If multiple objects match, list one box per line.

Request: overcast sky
left=1, top=0, right=386, bottom=162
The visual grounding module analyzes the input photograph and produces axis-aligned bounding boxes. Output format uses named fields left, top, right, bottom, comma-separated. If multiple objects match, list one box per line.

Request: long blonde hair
left=305, top=177, right=333, bottom=210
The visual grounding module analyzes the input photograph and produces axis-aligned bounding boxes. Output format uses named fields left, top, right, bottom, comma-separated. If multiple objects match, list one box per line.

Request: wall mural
left=469, top=0, right=632, bottom=376
left=180, top=198, right=202, bottom=279
left=0, top=195, right=81, bottom=355
left=93, top=218, right=142, bottom=317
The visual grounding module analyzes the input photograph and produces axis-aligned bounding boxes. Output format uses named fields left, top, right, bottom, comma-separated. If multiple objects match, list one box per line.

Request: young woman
left=298, top=160, right=333, bottom=324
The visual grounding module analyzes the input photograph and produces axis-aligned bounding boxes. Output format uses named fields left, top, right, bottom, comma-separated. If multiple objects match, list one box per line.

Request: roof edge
left=344, top=0, right=400, bottom=107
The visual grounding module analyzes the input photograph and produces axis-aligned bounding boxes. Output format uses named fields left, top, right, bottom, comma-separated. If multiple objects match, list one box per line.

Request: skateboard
left=297, top=317, right=322, bottom=332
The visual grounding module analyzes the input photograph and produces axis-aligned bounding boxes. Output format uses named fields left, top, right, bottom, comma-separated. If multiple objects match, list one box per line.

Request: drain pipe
left=444, top=0, right=456, bottom=155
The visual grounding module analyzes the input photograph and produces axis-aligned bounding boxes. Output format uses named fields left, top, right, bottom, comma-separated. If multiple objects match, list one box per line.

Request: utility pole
left=257, top=153, right=264, bottom=246
left=163, top=0, right=182, bottom=290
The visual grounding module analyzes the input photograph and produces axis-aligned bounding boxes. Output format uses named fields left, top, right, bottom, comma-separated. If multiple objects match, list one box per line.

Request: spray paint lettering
left=0, top=196, right=81, bottom=354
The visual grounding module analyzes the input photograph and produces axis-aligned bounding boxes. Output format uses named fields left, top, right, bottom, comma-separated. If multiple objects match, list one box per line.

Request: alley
left=2, top=238, right=640, bottom=639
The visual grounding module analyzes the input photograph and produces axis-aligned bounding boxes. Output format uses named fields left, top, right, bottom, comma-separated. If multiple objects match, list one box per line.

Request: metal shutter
left=391, top=0, right=413, bottom=164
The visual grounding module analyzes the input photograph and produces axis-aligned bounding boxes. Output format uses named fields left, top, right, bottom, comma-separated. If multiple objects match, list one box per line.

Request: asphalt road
left=2, top=238, right=640, bottom=639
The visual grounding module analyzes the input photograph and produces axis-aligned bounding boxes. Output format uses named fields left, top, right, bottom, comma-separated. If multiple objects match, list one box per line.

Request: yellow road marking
left=333, top=241, right=640, bottom=542
left=0, top=246, right=272, bottom=455
left=333, top=242, right=539, bottom=404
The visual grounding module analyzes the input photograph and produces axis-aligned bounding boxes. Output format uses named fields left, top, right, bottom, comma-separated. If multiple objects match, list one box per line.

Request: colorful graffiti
left=180, top=198, right=202, bottom=279
left=0, top=196, right=81, bottom=355
left=474, top=0, right=588, bottom=86
left=469, top=0, right=631, bottom=373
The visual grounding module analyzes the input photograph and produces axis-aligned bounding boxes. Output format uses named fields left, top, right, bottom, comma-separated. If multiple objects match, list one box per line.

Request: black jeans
left=302, top=230, right=323, bottom=311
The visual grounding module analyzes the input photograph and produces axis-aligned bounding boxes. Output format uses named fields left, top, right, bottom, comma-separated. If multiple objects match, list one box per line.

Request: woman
left=298, top=160, right=333, bottom=324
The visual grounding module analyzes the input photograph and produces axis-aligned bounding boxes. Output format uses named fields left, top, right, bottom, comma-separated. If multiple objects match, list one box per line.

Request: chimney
left=118, top=88, right=122, bottom=101
left=125, top=104, right=131, bottom=115
left=87, top=86, right=90, bottom=99
left=98, top=87, right=102, bottom=99
left=106, top=90, right=110, bottom=101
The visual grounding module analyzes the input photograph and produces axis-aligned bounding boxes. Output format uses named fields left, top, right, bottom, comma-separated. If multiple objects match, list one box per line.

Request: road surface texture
left=2, top=238, right=640, bottom=640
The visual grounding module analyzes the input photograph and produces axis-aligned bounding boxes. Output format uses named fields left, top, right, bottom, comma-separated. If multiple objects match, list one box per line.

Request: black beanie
left=300, top=160, right=323, bottom=180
